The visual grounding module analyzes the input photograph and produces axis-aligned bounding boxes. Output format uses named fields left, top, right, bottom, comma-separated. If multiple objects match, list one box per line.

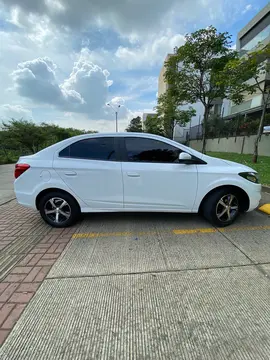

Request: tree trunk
left=202, top=106, right=210, bottom=154
left=170, top=119, right=175, bottom=140
left=253, top=98, right=267, bottom=163
left=164, top=118, right=174, bottom=139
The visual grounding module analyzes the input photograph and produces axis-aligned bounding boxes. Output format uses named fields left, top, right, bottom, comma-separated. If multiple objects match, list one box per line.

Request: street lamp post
left=107, top=103, right=121, bottom=132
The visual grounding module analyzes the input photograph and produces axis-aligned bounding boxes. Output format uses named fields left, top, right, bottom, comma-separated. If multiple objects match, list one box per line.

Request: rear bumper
left=247, top=184, right=262, bottom=212
left=15, top=191, right=36, bottom=210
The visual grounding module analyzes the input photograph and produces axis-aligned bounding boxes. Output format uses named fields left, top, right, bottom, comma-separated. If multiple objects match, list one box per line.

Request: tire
left=202, top=188, right=240, bottom=227
left=39, top=191, right=81, bottom=228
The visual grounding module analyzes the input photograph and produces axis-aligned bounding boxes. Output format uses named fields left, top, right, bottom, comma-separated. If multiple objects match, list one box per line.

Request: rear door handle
left=127, top=172, right=140, bottom=178
left=64, top=171, right=77, bottom=176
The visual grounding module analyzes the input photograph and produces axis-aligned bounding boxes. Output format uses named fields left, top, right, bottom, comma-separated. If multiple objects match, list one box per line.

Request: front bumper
left=247, top=184, right=262, bottom=212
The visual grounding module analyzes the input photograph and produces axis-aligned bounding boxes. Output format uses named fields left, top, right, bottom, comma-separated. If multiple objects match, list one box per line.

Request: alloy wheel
left=216, top=194, right=239, bottom=223
left=44, top=197, right=71, bottom=224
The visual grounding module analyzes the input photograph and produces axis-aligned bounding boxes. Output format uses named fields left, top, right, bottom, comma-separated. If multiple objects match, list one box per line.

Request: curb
left=259, top=204, right=270, bottom=215
left=262, top=185, right=270, bottom=194
left=0, top=197, right=16, bottom=206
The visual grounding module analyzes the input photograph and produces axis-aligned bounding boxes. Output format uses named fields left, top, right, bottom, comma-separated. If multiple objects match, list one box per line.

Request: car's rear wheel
left=39, top=191, right=80, bottom=228
left=202, top=188, right=240, bottom=227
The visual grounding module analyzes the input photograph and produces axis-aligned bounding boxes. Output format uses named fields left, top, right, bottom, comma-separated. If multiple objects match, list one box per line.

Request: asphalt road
left=0, top=164, right=15, bottom=205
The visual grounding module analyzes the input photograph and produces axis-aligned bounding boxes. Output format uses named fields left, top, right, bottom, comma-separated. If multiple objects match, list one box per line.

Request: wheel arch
left=198, top=185, right=250, bottom=214
left=35, top=188, right=81, bottom=211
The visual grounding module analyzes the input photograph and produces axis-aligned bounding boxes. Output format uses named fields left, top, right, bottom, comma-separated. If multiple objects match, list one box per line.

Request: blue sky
left=0, top=0, right=268, bottom=132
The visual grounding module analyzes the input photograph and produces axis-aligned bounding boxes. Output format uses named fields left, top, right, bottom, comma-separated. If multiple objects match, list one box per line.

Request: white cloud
left=0, top=104, right=32, bottom=120
left=11, top=54, right=109, bottom=115
left=128, top=76, right=158, bottom=94
left=10, top=50, right=133, bottom=123
left=242, top=4, right=252, bottom=14
left=115, top=32, right=185, bottom=69
left=51, top=108, right=137, bottom=132
left=85, top=30, right=185, bottom=71
left=1, top=0, right=247, bottom=39
left=1, top=0, right=179, bottom=36
left=61, top=53, right=113, bottom=114
left=11, top=57, right=84, bottom=108
left=0, top=17, right=75, bottom=105
left=0, top=0, right=255, bottom=132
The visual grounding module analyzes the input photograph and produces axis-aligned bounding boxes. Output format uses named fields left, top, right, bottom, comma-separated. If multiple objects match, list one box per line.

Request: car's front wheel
left=39, top=191, right=80, bottom=228
left=202, top=188, right=240, bottom=227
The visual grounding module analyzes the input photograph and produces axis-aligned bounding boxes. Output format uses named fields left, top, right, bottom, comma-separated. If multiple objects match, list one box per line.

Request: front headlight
left=239, top=172, right=259, bottom=184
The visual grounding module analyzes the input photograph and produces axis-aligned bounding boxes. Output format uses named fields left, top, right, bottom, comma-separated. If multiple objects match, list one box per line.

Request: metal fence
left=188, top=124, right=203, bottom=140
left=187, top=113, right=270, bottom=141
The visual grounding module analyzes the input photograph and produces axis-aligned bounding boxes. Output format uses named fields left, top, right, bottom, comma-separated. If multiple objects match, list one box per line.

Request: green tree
left=156, top=90, right=196, bottom=139
left=0, top=119, right=97, bottom=163
left=165, top=26, right=242, bottom=153
left=39, top=123, right=93, bottom=146
left=144, top=114, right=164, bottom=136
left=1, top=119, right=47, bottom=154
left=225, top=43, right=270, bottom=163
left=126, top=116, right=143, bottom=132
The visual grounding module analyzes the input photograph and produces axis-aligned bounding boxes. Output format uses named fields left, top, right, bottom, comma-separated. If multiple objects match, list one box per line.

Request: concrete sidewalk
left=0, top=202, right=270, bottom=359
left=0, top=165, right=15, bottom=205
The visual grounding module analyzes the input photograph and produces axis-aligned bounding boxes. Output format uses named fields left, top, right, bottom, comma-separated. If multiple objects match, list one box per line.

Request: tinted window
left=125, top=137, right=181, bottom=163
left=59, top=137, right=116, bottom=161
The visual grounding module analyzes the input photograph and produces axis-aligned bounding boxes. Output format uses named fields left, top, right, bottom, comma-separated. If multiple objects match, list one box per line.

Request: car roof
left=34, top=132, right=203, bottom=159
left=66, top=132, right=163, bottom=138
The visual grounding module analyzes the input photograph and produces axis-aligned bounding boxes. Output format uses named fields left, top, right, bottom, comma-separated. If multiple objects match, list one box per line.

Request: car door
left=121, top=136, right=198, bottom=211
left=53, top=136, right=123, bottom=210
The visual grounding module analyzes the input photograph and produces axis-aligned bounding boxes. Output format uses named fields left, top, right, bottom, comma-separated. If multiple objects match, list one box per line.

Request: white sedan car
left=14, top=133, right=261, bottom=228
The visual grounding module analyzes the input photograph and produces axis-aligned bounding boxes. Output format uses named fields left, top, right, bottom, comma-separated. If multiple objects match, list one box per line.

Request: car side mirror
left=179, top=152, right=192, bottom=163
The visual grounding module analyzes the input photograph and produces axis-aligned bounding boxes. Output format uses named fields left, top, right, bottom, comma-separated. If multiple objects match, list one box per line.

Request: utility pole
left=107, top=104, right=121, bottom=132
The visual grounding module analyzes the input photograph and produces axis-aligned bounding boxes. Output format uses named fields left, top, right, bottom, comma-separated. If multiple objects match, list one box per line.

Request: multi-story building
left=142, top=112, right=156, bottom=131
left=158, top=4, right=270, bottom=142
left=237, top=3, right=270, bottom=56
left=158, top=54, right=173, bottom=98
left=142, top=112, right=156, bottom=122
left=229, top=3, right=270, bottom=119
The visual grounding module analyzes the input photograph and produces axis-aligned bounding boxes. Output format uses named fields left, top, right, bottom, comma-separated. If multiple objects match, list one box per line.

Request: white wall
left=221, top=99, right=231, bottom=117
left=174, top=101, right=205, bottom=142
left=190, top=134, right=270, bottom=156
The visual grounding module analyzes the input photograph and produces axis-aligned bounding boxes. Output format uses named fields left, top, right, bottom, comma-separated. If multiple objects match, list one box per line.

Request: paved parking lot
left=0, top=165, right=15, bottom=205
left=0, top=164, right=270, bottom=359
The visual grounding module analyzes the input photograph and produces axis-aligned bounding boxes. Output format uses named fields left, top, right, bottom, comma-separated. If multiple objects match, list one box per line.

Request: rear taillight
left=15, top=164, right=30, bottom=179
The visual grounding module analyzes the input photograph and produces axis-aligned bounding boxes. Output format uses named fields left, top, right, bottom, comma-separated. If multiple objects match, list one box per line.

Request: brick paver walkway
left=0, top=200, right=78, bottom=345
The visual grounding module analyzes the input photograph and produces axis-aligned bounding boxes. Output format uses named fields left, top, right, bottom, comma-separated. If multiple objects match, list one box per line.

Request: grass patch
left=207, top=152, right=270, bottom=186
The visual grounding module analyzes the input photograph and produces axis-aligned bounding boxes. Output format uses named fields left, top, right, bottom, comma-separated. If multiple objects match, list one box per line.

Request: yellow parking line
left=259, top=204, right=270, bottom=215
left=173, top=228, right=216, bottom=235
left=72, top=225, right=270, bottom=239
left=172, top=226, right=270, bottom=235
left=73, top=232, right=133, bottom=239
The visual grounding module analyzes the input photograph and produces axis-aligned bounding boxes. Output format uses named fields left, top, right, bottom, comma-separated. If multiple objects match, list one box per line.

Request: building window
left=241, top=24, right=270, bottom=54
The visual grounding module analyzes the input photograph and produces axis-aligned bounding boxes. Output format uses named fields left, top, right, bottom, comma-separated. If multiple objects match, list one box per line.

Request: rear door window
left=59, top=137, right=116, bottom=161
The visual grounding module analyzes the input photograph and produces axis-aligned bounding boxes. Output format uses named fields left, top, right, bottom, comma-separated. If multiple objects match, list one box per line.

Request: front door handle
left=64, top=171, right=77, bottom=176
left=127, top=172, right=140, bottom=178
